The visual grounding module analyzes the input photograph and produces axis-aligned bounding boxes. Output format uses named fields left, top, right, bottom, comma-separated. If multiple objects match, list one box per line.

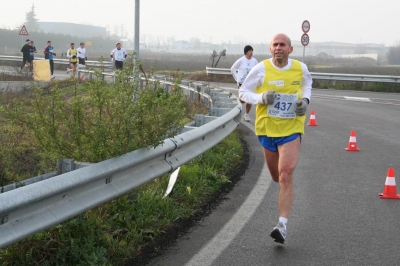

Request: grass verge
left=0, top=130, right=246, bottom=266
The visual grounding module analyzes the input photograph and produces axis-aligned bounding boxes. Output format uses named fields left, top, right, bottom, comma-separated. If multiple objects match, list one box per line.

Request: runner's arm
left=300, top=62, right=312, bottom=102
left=230, top=58, right=240, bottom=83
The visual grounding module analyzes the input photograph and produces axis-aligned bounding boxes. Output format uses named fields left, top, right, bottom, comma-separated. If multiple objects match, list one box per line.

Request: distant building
left=37, top=22, right=106, bottom=38
left=173, top=40, right=190, bottom=50
left=340, top=54, right=378, bottom=60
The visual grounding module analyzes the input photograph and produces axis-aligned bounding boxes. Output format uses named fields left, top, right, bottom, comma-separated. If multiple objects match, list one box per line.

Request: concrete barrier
left=0, top=81, right=50, bottom=92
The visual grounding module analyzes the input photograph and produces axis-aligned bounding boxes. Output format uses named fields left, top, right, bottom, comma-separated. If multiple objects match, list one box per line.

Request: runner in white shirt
left=110, top=42, right=128, bottom=70
left=230, top=45, right=258, bottom=122
left=77, top=42, right=87, bottom=66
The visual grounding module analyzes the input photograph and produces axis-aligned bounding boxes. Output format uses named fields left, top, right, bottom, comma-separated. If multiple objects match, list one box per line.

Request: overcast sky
left=1, top=0, right=399, bottom=46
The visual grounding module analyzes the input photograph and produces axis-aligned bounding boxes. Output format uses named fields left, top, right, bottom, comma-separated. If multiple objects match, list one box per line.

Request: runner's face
left=270, top=35, right=293, bottom=61
left=245, top=49, right=253, bottom=58
left=71, top=45, right=74, bottom=49
left=80, top=44, right=84, bottom=48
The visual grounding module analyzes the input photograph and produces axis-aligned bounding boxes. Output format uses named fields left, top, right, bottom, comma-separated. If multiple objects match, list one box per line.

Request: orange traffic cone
left=307, top=110, right=319, bottom=126
left=379, top=168, right=400, bottom=199
left=345, top=130, right=360, bottom=151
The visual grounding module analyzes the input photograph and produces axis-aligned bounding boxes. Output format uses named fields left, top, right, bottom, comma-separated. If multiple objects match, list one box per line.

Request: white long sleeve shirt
left=110, top=48, right=127, bottom=61
left=239, top=58, right=312, bottom=104
left=77, top=47, right=86, bottom=59
left=230, top=55, right=258, bottom=85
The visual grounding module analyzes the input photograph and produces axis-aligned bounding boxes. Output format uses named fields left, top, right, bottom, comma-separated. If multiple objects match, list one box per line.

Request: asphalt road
left=0, top=65, right=108, bottom=80
left=148, top=83, right=400, bottom=266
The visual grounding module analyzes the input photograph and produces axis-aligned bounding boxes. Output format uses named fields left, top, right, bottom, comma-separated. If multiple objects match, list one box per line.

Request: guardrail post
left=57, top=159, right=75, bottom=175
left=140, top=79, right=144, bottom=90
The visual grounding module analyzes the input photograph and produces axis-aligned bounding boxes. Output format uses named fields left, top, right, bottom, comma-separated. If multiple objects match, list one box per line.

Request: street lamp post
left=134, top=0, right=140, bottom=60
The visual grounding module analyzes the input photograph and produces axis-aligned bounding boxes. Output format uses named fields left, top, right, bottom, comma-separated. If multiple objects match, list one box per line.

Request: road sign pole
left=301, top=20, right=310, bottom=63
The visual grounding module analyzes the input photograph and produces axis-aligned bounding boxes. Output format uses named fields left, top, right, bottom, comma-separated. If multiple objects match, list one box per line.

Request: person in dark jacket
left=21, top=39, right=33, bottom=70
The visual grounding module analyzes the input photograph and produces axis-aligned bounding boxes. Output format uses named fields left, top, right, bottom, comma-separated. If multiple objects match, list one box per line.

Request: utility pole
left=134, top=0, right=140, bottom=60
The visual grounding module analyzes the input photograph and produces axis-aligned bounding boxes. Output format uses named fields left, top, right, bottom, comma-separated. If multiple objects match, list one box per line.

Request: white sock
left=279, top=217, right=288, bottom=229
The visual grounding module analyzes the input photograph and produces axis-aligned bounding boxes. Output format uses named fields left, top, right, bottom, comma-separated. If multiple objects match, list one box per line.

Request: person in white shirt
left=77, top=42, right=87, bottom=66
left=110, top=42, right=128, bottom=70
left=230, top=45, right=258, bottom=122
left=239, top=33, right=312, bottom=245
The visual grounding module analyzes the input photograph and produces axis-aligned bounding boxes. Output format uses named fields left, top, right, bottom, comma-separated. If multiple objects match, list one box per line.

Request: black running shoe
left=270, top=222, right=286, bottom=244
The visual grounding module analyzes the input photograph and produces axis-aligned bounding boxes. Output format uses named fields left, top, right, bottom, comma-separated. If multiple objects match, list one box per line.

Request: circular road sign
left=302, top=20, right=310, bottom=33
left=301, top=33, right=310, bottom=46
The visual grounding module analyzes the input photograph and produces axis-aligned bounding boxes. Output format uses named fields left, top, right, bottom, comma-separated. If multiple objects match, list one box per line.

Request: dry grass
left=0, top=71, right=34, bottom=81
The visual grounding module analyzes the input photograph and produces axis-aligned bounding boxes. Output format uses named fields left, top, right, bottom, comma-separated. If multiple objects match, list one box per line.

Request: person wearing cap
left=110, top=42, right=127, bottom=70
left=20, top=39, right=33, bottom=71
left=66, top=43, right=78, bottom=76
left=77, top=42, right=87, bottom=66
left=44, top=41, right=56, bottom=79
left=230, top=45, right=258, bottom=122
left=239, top=33, right=312, bottom=245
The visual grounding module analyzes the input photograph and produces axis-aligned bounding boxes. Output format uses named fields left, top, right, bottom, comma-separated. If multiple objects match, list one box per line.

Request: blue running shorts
left=258, top=133, right=301, bottom=152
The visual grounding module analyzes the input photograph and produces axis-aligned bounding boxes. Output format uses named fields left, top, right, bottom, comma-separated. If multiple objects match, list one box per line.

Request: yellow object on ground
left=33, top=60, right=51, bottom=82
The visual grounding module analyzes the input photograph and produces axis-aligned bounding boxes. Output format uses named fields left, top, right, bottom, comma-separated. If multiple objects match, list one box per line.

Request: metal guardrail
left=1, top=160, right=92, bottom=194
left=0, top=76, right=241, bottom=249
left=206, top=66, right=400, bottom=84
left=0, top=55, right=113, bottom=69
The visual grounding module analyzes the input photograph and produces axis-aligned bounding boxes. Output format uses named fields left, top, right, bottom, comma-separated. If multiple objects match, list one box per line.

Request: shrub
left=1, top=57, right=187, bottom=163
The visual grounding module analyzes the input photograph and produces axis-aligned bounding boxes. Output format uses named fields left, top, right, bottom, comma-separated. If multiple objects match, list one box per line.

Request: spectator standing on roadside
left=20, top=39, right=32, bottom=71
left=66, top=43, right=78, bottom=76
left=77, top=42, right=87, bottom=66
left=239, top=33, right=312, bottom=244
left=110, top=42, right=127, bottom=70
left=44, top=40, right=56, bottom=79
left=231, top=45, right=258, bottom=122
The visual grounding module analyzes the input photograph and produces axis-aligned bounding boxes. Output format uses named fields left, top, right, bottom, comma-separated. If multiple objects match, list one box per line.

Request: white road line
left=344, top=96, right=372, bottom=102
left=185, top=122, right=272, bottom=266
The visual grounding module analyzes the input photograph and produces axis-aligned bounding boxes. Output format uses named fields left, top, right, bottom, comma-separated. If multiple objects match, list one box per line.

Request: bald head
left=271, top=33, right=291, bottom=47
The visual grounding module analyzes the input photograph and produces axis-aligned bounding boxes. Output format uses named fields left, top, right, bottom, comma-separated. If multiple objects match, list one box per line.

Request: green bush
left=1, top=58, right=187, bottom=163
